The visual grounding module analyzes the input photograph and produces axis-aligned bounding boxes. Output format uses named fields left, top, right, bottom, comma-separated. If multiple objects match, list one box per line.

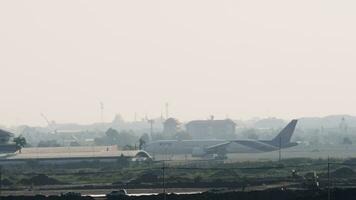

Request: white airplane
left=143, top=120, right=298, bottom=157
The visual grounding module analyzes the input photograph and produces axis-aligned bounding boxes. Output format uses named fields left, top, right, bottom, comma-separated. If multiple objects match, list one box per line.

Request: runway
left=152, top=144, right=356, bottom=162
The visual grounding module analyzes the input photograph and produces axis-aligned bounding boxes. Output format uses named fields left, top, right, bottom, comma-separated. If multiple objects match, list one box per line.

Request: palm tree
left=13, top=136, right=27, bottom=153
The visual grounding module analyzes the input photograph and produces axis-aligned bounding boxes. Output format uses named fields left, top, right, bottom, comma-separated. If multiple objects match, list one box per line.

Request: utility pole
left=165, top=103, right=169, bottom=119
left=0, top=165, right=2, bottom=197
left=328, top=156, right=330, bottom=200
left=148, top=119, right=155, bottom=139
left=162, top=161, right=166, bottom=200
left=100, top=102, right=104, bottom=123
left=279, top=136, right=282, bottom=162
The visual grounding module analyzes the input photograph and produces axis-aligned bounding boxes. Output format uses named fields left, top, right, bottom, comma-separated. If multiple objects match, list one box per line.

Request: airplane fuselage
left=144, top=139, right=226, bottom=155
left=143, top=139, right=297, bottom=156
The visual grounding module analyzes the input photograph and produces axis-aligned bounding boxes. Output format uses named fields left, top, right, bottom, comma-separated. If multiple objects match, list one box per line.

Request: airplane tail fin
left=272, top=119, right=298, bottom=147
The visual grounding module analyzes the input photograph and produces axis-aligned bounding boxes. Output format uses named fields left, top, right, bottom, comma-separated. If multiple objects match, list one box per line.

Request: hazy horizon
left=1, top=0, right=356, bottom=126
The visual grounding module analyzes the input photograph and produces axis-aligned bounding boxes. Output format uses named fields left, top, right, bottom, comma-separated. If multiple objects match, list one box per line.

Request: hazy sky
left=1, top=0, right=356, bottom=126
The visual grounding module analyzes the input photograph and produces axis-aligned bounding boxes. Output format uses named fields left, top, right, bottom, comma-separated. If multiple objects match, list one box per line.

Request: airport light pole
left=327, top=156, right=330, bottom=200
left=0, top=165, right=2, bottom=197
left=162, top=146, right=168, bottom=200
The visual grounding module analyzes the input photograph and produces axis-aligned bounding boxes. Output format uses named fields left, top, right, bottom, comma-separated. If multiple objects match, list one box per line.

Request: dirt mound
left=210, top=169, right=239, bottom=178
left=331, top=167, right=355, bottom=178
left=18, top=174, right=64, bottom=186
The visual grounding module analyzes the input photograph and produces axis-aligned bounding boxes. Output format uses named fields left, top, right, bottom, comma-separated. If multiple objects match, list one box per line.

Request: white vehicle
left=106, top=189, right=128, bottom=197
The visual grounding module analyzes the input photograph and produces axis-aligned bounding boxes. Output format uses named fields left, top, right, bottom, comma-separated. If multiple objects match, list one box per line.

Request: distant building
left=163, top=118, right=180, bottom=136
left=186, top=118, right=236, bottom=139
left=0, top=146, right=152, bottom=165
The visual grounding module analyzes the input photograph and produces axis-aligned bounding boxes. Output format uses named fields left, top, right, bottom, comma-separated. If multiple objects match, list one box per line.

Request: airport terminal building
left=0, top=145, right=151, bottom=165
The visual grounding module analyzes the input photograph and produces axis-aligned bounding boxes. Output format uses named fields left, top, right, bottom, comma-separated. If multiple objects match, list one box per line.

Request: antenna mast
left=165, top=102, right=169, bottom=119
left=100, top=102, right=104, bottom=123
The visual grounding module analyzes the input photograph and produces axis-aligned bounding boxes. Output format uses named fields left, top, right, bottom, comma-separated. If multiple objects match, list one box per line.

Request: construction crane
left=99, top=101, right=104, bottom=123
left=40, top=113, right=51, bottom=126
left=40, top=113, right=56, bottom=134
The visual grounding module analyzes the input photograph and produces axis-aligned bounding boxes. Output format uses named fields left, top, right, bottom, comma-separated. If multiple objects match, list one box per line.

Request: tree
left=105, top=128, right=120, bottom=145
left=141, top=133, right=150, bottom=143
left=139, top=133, right=149, bottom=150
left=139, top=138, right=146, bottom=150
left=13, top=136, right=27, bottom=153
left=342, top=137, right=352, bottom=145
left=94, top=128, right=139, bottom=148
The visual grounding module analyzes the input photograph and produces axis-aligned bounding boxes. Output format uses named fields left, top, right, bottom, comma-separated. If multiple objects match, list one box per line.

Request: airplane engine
left=192, top=147, right=206, bottom=157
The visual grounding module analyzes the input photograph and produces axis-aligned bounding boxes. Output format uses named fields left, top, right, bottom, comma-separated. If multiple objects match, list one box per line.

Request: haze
left=1, top=0, right=356, bottom=126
